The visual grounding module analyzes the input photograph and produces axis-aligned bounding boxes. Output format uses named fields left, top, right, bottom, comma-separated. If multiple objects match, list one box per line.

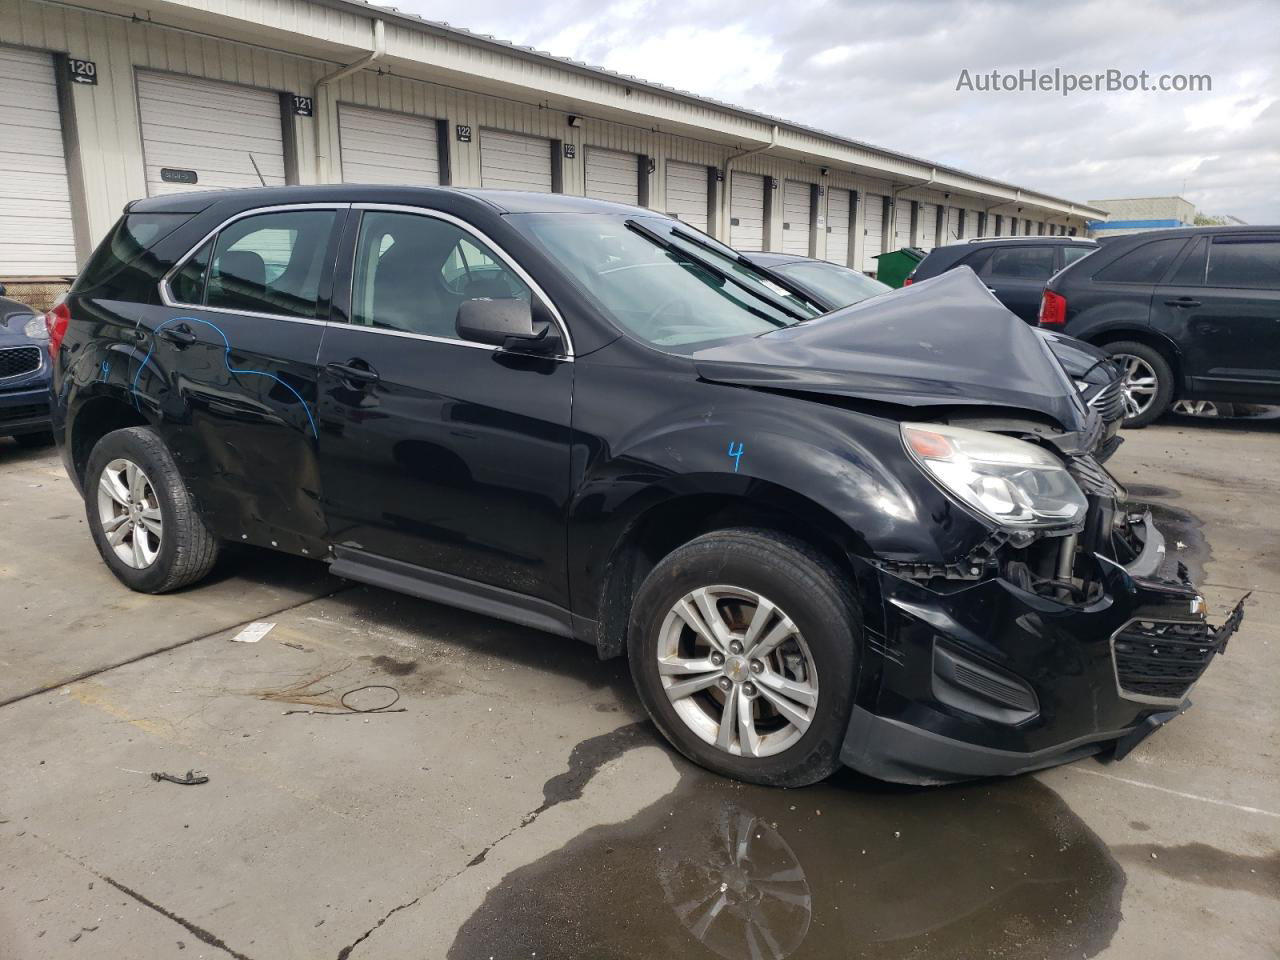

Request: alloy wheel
left=96, top=457, right=163, bottom=569
left=656, top=586, right=819, bottom=758
left=1113, top=353, right=1160, bottom=420
left=1172, top=399, right=1222, bottom=418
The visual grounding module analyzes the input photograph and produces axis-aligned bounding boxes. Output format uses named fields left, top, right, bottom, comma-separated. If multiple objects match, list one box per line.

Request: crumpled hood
left=695, top=267, right=1089, bottom=431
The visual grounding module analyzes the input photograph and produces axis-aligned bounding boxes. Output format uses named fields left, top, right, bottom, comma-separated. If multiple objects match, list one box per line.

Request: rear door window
left=1205, top=236, right=1280, bottom=289
left=1094, top=238, right=1188, bottom=284
left=1168, top=238, right=1208, bottom=286
left=982, top=245, right=1056, bottom=280
left=169, top=209, right=339, bottom=319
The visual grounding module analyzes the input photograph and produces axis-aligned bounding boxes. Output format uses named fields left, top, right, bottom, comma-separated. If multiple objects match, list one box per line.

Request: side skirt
left=328, top=546, right=597, bottom=643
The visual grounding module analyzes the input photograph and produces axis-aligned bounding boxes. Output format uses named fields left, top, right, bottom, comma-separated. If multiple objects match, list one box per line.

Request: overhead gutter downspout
left=890, top=168, right=935, bottom=244
left=719, top=125, right=778, bottom=241
left=315, top=18, right=386, bottom=183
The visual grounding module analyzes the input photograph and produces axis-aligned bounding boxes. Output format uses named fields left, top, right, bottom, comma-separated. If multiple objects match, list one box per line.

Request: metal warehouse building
left=0, top=0, right=1105, bottom=302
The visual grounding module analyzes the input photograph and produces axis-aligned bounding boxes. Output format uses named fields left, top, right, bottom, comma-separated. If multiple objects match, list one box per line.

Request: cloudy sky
left=398, top=0, right=1279, bottom=222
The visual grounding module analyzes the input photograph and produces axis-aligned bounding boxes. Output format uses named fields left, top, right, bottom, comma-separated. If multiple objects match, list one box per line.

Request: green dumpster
left=873, top=247, right=925, bottom=289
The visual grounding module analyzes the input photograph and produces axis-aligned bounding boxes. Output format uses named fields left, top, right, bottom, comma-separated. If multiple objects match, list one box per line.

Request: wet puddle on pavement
left=450, top=763, right=1124, bottom=960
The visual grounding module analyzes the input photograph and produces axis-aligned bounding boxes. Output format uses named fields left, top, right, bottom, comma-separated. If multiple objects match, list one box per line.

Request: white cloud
left=393, top=0, right=1280, bottom=222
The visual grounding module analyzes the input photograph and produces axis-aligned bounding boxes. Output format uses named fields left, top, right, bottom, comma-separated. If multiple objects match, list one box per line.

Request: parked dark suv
left=50, top=187, right=1243, bottom=787
left=1040, top=226, right=1280, bottom=426
left=908, top=237, right=1099, bottom=323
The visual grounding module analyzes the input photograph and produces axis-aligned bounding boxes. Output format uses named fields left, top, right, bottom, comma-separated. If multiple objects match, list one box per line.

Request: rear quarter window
left=73, top=213, right=192, bottom=301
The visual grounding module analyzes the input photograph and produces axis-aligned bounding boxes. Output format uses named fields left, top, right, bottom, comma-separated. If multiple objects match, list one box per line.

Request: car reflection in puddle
left=449, top=765, right=1125, bottom=960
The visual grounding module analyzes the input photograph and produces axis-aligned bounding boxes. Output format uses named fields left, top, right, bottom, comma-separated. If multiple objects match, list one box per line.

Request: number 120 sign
left=68, top=58, right=97, bottom=85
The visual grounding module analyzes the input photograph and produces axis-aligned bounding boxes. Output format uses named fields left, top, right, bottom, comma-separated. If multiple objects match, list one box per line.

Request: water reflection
left=659, top=808, right=811, bottom=960
left=449, top=767, right=1124, bottom=960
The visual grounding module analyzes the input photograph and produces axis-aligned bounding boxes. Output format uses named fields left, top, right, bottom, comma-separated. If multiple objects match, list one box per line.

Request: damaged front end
left=842, top=422, right=1246, bottom=786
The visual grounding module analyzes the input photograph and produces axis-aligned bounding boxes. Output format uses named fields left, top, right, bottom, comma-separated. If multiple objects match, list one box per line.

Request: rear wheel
left=85, top=426, right=219, bottom=593
left=1106, top=340, right=1174, bottom=427
left=628, top=528, right=859, bottom=787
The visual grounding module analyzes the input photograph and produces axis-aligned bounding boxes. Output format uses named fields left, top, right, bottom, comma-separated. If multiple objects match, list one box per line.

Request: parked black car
left=51, top=187, right=1243, bottom=787
left=745, top=252, right=1126, bottom=457
left=0, top=285, right=54, bottom=447
left=907, top=236, right=1099, bottom=323
left=1040, top=225, right=1280, bottom=426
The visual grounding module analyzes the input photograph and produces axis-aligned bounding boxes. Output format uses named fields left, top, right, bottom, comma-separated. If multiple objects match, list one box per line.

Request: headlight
left=23, top=315, right=47, bottom=339
left=901, top=423, right=1088, bottom=528
left=1073, top=379, right=1089, bottom=392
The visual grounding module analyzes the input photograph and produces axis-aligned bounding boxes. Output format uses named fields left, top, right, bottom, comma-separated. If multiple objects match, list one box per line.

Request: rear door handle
left=159, top=323, right=197, bottom=345
left=1164, top=297, right=1201, bottom=307
left=326, top=359, right=380, bottom=387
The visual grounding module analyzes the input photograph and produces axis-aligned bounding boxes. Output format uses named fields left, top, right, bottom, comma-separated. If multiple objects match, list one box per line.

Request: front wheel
left=628, top=529, right=859, bottom=787
left=1106, top=340, right=1175, bottom=428
left=85, top=426, right=220, bottom=593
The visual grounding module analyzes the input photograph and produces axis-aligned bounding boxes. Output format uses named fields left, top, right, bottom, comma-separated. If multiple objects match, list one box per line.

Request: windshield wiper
left=623, top=219, right=812, bottom=324
left=666, top=226, right=827, bottom=315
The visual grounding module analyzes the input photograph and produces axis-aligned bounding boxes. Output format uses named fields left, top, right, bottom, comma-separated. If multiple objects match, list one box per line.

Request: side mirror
left=456, top=298, right=552, bottom=351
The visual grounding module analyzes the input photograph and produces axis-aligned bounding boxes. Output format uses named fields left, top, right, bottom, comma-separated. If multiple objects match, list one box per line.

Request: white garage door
left=665, top=161, right=709, bottom=231
left=138, top=72, right=285, bottom=197
left=480, top=129, right=552, bottom=192
left=584, top=148, right=639, bottom=206
left=963, top=209, right=979, bottom=239
left=893, top=201, right=912, bottom=249
left=730, top=172, right=765, bottom=252
left=0, top=46, right=77, bottom=275
left=825, top=187, right=850, bottom=266
left=781, top=180, right=811, bottom=256
left=945, top=207, right=961, bottom=243
left=917, top=202, right=937, bottom=252
left=338, top=105, right=439, bottom=186
left=862, top=193, right=885, bottom=273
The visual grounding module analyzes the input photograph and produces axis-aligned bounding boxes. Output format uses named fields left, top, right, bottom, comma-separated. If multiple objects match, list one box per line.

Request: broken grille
left=1112, top=619, right=1217, bottom=702
left=1088, top=379, right=1124, bottom=423
left=0, top=346, right=41, bottom=380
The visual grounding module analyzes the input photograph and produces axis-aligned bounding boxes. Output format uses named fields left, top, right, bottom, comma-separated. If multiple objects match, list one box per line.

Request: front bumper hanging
left=841, top=515, right=1247, bottom=786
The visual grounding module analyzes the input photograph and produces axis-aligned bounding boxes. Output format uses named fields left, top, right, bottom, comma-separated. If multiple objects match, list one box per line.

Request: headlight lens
left=902, top=423, right=1088, bottom=528
left=1073, top=379, right=1089, bottom=392
left=23, top=315, right=47, bottom=339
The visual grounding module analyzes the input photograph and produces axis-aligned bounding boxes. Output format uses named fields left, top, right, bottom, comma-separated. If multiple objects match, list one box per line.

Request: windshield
left=768, top=260, right=891, bottom=308
left=508, top=213, right=823, bottom=352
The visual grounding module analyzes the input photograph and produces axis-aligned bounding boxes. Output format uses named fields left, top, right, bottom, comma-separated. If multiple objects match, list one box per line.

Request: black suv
left=50, top=187, right=1242, bottom=787
left=1040, top=226, right=1280, bottom=426
left=908, top=236, right=1099, bottom=323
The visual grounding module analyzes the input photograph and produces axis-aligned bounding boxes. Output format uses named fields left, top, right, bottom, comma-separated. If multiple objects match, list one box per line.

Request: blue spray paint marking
left=131, top=316, right=318, bottom=439
left=727, top=440, right=744, bottom=473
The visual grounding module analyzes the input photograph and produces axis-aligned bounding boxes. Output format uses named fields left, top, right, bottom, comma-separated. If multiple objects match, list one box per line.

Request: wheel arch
left=1086, top=327, right=1183, bottom=386
left=590, top=479, right=878, bottom=660
left=69, top=392, right=150, bottom=487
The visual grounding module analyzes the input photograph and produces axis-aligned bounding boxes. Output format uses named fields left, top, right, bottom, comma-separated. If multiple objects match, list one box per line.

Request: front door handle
left=326, top=359, right=380, bottom=387
left=159, top=323, right=197, bottom=345
left=1164, top=297, right=1201, bottom=307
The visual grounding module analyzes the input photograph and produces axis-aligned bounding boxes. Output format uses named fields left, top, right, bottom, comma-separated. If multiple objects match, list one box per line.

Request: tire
left=14, top=431, right=54, bottom=449
left=627, top=528, right=859, bottom=787
left=1106, top=340, right=1175, bottom=428
left=84, top=426, right=219, bottom=593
